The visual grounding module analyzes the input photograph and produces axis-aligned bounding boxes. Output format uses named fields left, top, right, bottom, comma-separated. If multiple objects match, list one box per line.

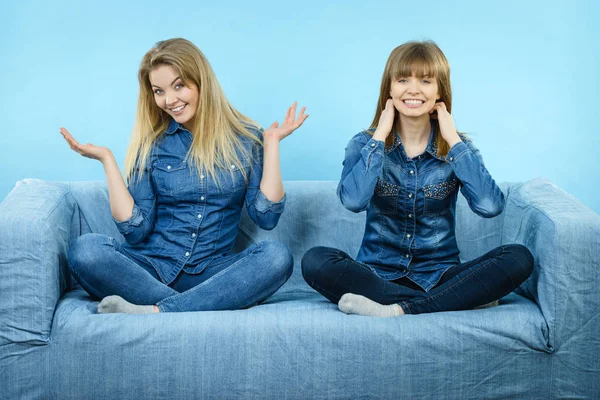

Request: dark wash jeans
left=301, top=244, right=533, bottom=314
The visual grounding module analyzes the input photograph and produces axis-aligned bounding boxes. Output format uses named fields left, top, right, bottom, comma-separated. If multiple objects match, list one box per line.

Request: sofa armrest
left=0, top=179, right=78, bottom=344
left=503, top=178, right=600, bottom=351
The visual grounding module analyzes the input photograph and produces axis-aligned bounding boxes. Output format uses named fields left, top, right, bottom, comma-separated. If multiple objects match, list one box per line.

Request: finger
left=288, top=102, right=298, bottom=124
left=294, top=113, right=309, bottom=129
left=297, top=106, right=307, bottom=120
left=270, top=122, right=279, bottom=129
left=283, top=106, right=292, bottom=125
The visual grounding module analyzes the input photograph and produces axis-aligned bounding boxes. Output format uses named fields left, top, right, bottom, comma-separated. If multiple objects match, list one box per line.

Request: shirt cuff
left=365, top=138, right=385, bottom=153
left=113, top=205, right=144, bottom=235
left=253, top=190, right=286, bottom=214
left=446, top=141, right=469, bottom=164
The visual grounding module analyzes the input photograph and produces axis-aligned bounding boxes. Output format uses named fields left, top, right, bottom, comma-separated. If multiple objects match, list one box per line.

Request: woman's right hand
left=373, top=99, right=395, bottom=142
left=60, top=127, right=112, bottom=163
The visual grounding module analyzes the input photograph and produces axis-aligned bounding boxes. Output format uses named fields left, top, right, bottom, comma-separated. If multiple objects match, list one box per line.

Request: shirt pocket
left=211, top=160, right=251, bottom=193
left=154, top=161, right=196, bottom=196
left=371, top=179, right=399, bottom=214
left=422, top=178, right=458, bottom=216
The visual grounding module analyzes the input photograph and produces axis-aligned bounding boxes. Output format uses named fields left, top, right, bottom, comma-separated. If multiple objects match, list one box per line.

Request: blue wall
left=1, top=0, right=598, bottom=214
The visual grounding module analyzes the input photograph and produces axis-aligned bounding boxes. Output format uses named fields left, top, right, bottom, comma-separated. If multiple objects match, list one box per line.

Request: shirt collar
left=164, top=118, right=185, bottom=135
left=425, top=125, right=445, bottom=161
left=387, top=124, right=445, bottom=161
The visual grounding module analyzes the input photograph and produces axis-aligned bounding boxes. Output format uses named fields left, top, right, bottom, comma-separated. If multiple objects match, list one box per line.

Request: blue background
left=1, top=0, right=598, bottom=214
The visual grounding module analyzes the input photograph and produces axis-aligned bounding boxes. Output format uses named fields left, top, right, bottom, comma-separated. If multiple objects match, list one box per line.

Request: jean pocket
left=423, top=178, right=458, bottom=216
left=372, top=179, right=399, bottom=214
left=154, top=161, right=195, bottom=196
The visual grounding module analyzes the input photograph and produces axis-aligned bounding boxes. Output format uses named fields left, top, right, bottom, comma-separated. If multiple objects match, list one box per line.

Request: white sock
left=338, top=293, right=404, bottom=317
left=97, top=295, right=157, bottom=314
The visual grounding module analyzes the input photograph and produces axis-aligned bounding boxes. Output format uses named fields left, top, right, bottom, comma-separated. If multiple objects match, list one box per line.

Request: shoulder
left=346, top=129, right=374, bottom=149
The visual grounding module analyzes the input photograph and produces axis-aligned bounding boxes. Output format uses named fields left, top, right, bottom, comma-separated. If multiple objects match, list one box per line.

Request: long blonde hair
left=370, top=41, right=454, bottom=157
left=124, top=38, right=261, bottom=182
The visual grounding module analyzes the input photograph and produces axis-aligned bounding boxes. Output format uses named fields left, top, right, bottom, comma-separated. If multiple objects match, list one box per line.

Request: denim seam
left=157, top=243, right=263, bottom=309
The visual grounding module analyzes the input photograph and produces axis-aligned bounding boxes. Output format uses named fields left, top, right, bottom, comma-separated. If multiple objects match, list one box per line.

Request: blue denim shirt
left=338, top=127, right=505, bottom=291
left=114, top=119, right=285, bottom=284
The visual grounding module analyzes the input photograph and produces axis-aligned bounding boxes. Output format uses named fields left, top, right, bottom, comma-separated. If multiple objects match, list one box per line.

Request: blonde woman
left=61, top=38, right=308, bottom=313
left=302, top=41, right=533, bottom=317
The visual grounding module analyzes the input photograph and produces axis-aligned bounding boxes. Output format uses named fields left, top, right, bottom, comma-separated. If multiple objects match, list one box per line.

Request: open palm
left=263, top=102, right=308, bottom=141
left=60, top=127, right=111, bottom=162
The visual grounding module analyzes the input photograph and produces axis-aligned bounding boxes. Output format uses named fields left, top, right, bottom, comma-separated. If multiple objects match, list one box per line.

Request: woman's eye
left=398, top=79, right=408, bottom=83
left=422, top=80, right=431, bottom=84
left=154, top=89, right=163, bottom=95
left=175, top=84, right=183, bottom=90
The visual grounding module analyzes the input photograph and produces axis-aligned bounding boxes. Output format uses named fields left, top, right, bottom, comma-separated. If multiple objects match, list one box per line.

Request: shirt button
left=231, top=165, right=235, bottom=170
left=449, top=157, right=454, bottom=161
left=167, top=165, right=171, bottom=170
left=185, top=252, right=190, bottom=257
left=200, top=174, right=205, bottom=179
left=406, top=234, right=411, bottom=238
left=371, top=143, right=375, bottom=147
left=405, top=254, right=410, bottom=258
left=200, top=196, right=205, bottom=201
left=408, top=193, right=413, bottom=198
left=197, top=214, right=202, bottom=219
left=191, top=233, right=196, bottom=238
left=410, top=170, right=414, bottom=174
left=408, top=213, right=412, bottom=218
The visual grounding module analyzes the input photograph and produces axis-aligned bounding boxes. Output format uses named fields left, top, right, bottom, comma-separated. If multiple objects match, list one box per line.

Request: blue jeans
left=301, top=244, right=533, bottom=314
left=68, top=233, right=293, bottom=312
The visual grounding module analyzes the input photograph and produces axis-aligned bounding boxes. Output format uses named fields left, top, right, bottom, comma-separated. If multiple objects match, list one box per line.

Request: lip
left=170, top=104, right=187, bottom=115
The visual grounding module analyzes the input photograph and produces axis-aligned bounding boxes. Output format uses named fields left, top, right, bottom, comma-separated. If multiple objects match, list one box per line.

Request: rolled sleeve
left=252, top=190, right=286, bottom=214
left=113, top=204, right=145, bottom=235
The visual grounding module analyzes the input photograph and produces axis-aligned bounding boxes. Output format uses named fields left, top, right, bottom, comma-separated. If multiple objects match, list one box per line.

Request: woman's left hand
left=430, top=102, right=461, bottom=147
left=263, top=102, right=309, bottom=142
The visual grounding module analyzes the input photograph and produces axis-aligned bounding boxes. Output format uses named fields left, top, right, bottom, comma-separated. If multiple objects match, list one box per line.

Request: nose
left=165, top=94, right=176, bottom=108
left=407, top=80, right=420, bottom=94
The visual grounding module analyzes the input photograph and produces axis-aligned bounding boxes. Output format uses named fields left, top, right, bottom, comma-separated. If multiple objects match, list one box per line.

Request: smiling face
left=149, top=64, right=199, bottom=130
left=390, top=73, right=440, bottom=119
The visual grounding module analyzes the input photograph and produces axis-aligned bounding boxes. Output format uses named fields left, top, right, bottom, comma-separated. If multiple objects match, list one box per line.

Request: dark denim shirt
left=338, top=127, right=505, bottom=291
left=114, top=119, right=285, bottom=284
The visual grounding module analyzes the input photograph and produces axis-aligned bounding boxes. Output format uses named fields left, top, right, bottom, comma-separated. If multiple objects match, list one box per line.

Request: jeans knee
left=258, top=241, right=293, bottom=282
left=68, top=233, right=111, bottom=276
left=301, top=246, right=331, bottom=283
left=506, top=244, right=534, bottom=280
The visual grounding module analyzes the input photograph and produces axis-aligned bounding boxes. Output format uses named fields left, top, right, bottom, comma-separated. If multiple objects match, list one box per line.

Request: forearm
left=101, top=153, right=135, bottom=222
left=259, top=136, right=285, bottom=202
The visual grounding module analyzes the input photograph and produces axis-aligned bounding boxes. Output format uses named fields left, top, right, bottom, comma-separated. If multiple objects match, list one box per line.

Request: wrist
left=445, top=133, right=462, bottom=148
left=100, top=150, right=115, bottom=165
left=373, top=129, right=389, bottom=142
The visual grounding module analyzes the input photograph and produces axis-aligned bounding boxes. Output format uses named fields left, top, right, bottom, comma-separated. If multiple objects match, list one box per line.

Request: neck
left=395, top=115, right=431, bottom=146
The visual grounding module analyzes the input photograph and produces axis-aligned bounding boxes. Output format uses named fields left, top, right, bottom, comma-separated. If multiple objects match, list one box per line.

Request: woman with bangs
left=60, top=38, right=308, bottom=313
left=302, top=41, right=533, bottom=317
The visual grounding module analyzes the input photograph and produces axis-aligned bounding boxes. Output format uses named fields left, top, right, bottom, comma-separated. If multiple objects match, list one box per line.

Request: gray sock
left=338, top=293, right=404, bottom=317
left=97, top=295, right=157, bottom=314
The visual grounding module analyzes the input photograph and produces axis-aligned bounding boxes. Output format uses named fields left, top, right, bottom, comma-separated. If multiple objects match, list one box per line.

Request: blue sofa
left=1, top=178, right=599, bottom=399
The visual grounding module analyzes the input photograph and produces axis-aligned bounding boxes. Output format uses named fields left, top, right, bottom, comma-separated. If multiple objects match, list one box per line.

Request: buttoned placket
left=403, top=156, right=417, bottom=267
left=183, top=171, right=206, bottom=264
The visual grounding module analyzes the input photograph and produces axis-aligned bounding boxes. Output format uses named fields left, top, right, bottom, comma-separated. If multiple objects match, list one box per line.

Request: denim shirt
left=337, top=127, right=505, bottom=291
left=114, top=119, right=285, bottom=284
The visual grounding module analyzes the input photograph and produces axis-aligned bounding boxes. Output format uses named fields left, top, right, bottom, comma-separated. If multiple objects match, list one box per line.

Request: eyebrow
left=151, top=77, right=181, bottom=89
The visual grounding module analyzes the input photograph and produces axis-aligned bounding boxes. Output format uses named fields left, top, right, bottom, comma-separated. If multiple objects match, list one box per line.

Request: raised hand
left=60, top=127, right=112, bottom=163
left=263, top=102, right=309, bottom=142
left=373, top=99, right=395, bottom=141
left=429, top=102, right=461, bottom=147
